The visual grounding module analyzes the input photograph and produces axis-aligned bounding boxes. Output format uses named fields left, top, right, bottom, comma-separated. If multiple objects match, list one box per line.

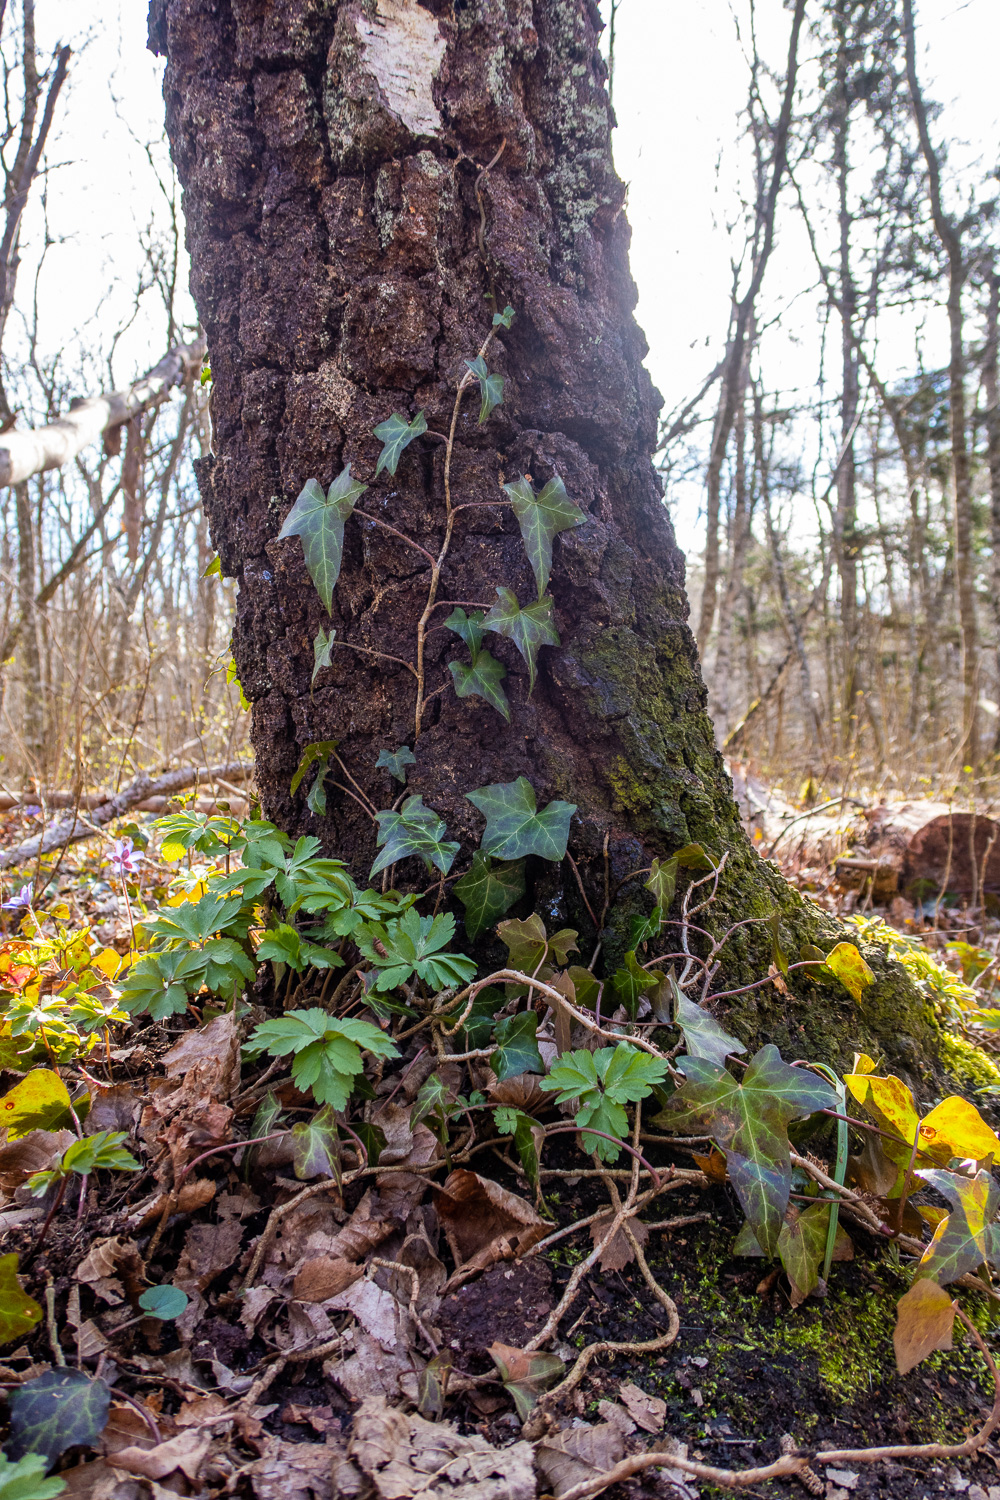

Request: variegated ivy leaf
left=503, top=475, right=585, bottom=598
left=449, top=651, right=510, bottom=720
left=465, top=355, right=503, bottom=423
left=466, top=776, right=576, bottom=862
left=914, top=1167, right=1000, bottom=1286
left=312, top=626, right=336, bottom=687
left=656, top=1044, right=839, bottom=1256
left=483, top=586, right=559, bottom=694
left=376, top=745, right=416, bottom=783
left=373, top=410, right=427, bottom=477
left=277, top=466, right=367, bottom=614
left=674, top=988, right=746, bottom=1069
left=453, top=850, right=526, bottom=939
left=371, top=794, right=459, bottom=878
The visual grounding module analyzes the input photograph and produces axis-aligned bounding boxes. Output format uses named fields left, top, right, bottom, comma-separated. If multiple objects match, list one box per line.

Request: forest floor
left=3, top=788, right=1000, bottom=1500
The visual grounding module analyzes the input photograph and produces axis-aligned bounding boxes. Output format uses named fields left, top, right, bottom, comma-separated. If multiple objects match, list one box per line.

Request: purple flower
left=109, top=837, right=141, bottom=878
left=23, top=805, right=41, bottom=817
left=2, top=882, right=33, bottom=910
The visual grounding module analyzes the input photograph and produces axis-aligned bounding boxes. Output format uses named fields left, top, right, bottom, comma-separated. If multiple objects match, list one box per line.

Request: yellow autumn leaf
left=851, top=1052, right=878, bottom=1076
left=0, top=1068, right=73, bottom=1139
left=917, top=1095, right=1000, bottom=1166
left=894, top=1278, right=955, bottom=1374
left=166, top=880, right=207, bottom=907
left=844, top=1071, right=919, bottom=1143
left=160, top=839, right=187, bottom=863
left=91, top=947, right=123, bottom=981
left=49, top=902, right=70, bottom=921
left=825, top=941, right=875, bottom=1001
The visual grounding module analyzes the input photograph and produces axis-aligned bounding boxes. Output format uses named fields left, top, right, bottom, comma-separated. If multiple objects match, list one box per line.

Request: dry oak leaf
left=293, top=1256, right=363, bottom=1303
left=434, top=1168, right=548, bottom=1279
left=618, top=1380, right=667, bottom=1434
left=535, top=1422, right=626, bottom=1498
left=589, top=1212, right=649, bottom=1272
left=894, top=1278, right=956, bottom=1375
left=108, top=1428, right=212, bottom=1483
left=348, top=1393, right=535, bottom=1500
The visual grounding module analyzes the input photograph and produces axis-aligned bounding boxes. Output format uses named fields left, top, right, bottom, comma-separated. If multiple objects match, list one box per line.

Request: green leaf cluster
left=539, top=1043, right=669, bottom=1161
left=354, top=909, right=476, bottom=992
left=243, top=1009, right=399, bottom=1109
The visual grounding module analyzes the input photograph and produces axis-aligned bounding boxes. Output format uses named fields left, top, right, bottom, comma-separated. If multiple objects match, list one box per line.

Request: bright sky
left=16, top=0, right=1000, bottom=558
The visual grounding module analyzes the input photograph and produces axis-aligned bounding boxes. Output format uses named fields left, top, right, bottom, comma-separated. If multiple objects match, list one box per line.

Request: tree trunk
left=152, top=0, right=944, bottom=1077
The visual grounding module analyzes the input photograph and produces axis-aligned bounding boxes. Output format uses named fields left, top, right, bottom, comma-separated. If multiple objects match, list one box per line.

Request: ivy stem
left=354, top=509, right=437, bottom=567
left=414, top=326, right=497, bottom=739
left=541, top=1122, right=662, bottom=1189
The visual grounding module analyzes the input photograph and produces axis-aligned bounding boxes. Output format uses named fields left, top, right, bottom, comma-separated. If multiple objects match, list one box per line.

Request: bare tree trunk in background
left=14, top=479, right=43, bottom=777
left=695, top=0, right=806, bottom=652
left=708, top=338, right=751, bottom=736
left=904, top=0, right=978, bottom=764
left=985, top=270, right=1000, bottom=751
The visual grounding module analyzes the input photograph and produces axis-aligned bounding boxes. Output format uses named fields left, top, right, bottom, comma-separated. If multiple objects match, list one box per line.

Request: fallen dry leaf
left=86, top=1083, right=142, bottom=1135
left=535, top=1422, right=625, bottom=1497
left=100, top=1405, right=160, bottom=1456
left=369, top=1102, right=439, bottom=1168
left=249, top=1433, right=362, bottom=1500
left=326, top=1327, right=421, bottom=1404
left=691, top=1148, right=728, bottom=1185
left=175, top=1393, right=230, bottom=1427
left=596, top=1400, right=635, bottom=1436
left=175, top=1219, right=244, bottom=1294
left=894, top=1278, right=956, bottom=1374
left=58, top=1459, right=143, bottom=1500
left=140, top=1013, right=241, bottom=1182
left=108, top=1428, right=212, bottom=1483
left=293, top=1256, right=363, bottom=1303
left=162, top=1010, right=241, bottom=1087
left=589, top=1212, right=649, bottom=1272
left=129, top=1177, right=216, bottom=1231
left=434, top=1169, right=548, bottom=1280
left=348, top=1393, right=535, bottom=1499
left=0, top=1128, right=74, bottom=1193
left=75, top=1236, right=145, bottom=1307
left=618, top=1379, right=666, bottom=1433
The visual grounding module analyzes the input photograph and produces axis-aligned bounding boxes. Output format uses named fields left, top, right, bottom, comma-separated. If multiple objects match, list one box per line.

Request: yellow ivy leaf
left=894, top=1278, right=955, bottom=1374
left=844, top=1071, right=919, bottom=1146
left=0, top=1069, right=73, bottom=1139
left=917, top=1096, right=1000, bottom=1166
left=0, top=1253, right=43, bottom=1347
left=851, top=1052, right=878, bottom=1076
left=825, top=941, right=875, bottom=1001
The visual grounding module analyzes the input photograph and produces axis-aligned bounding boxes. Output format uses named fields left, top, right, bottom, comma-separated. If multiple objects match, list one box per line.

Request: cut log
left=834, top=802, right=1000, bottom=902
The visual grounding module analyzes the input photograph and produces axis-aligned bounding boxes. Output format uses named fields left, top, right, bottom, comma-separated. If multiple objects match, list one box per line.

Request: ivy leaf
left=465, top=355, right=503, bottom=423
left=0, top=1453, right=68, bottom=1500
left=444, top=607, right=486, bottom=656
left=675, top=843, right=715, bottom=871
left=646, top=857, right=677, bottom=911
left=674, top=990, right=746, bottom=1068
left=497, top=914, right=549, bottom=974
left=454, top=852, right=526, bottom=939
left=449, top=651, right=510, bottom=720
left=894, top=1278, right=956, bottom=1374
left=483, top=587, right=559, bottom=694
left=492, top=304, right=516, bottom=329
left=312, top=626, right=336, bottom=687
left=277, top=466, right=367, bottom=614
left=657, top=1045, right=838, bottom=1255
left=351, top=1120, right=387, bottom=1170
left=610, top=949, right=657, bottom=1021
left=777, top=1202, right=835, bottom=1307
left=494, top=1107, right=542, bottom=1192
left=138, top=1285, right=189, bottom=1321
left=824, top=941, right=875, bottom=1001
left=7, top=1369, right=110, bottom=1466
left=0, top=1071, right=73, bottom=1140
left=491, top=1012, right=544, bottom=1081
left=467, top=776, right=576, bottom=862
left=488, top=1343, right=563, bottom=1421
left=0, top=1254, right=42, bottom=1347
left=371, top=794, right=459, bottom=878
left=914, top=1167, right=1000, bottom=1285
left=376, top=745, right=416, bottom=784
left=373, top=410, right=427, bottom=477
left=290, top=741, right=337, bottom=798
left=292, top=1105, right=342, bottom=1181
left=503, top=475, right=585, bottom=598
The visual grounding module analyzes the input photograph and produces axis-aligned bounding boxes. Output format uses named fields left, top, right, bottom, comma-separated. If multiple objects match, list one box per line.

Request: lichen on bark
left=151, top=0, right=968, bottom=1086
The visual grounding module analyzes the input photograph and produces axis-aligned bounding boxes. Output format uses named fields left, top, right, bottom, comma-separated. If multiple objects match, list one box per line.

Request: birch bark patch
left=356, top=0, right=445, bottom=137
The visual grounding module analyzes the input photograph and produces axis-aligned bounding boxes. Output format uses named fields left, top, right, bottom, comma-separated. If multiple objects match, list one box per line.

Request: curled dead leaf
left=536, top=1422, right=626, bottom=1497
left=348, top=1393, right=535, bottom=1499
left=108, top=1428, right=212, bottom=1483
left=293, top=1256, right=363, bottom=1303
left=434, top=1169, right=548, bottom=1283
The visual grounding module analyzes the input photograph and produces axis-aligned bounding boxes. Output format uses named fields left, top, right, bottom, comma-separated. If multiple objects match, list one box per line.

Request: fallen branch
left=0, top=760, right=251, bottom=869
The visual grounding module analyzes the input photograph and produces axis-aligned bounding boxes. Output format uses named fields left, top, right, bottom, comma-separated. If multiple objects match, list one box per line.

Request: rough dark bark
left=152, top=0, right=949, bottom=1080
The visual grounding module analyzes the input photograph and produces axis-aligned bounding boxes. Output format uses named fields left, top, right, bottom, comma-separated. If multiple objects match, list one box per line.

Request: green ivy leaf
left=453, top=852, right=526, bottom=939
left=292, top=1105, right=342, bottom=1181
left=674, top=843, right=715, bottom=872
left=0, top=1452, right=68, bottom=1500
left=657, top=1045, right=838, bottom=1255
left=351, top=1120, right=387, bottom=1169
left=277, top=466, right=367, bottom=614
left=449, top=651, right=510, bottom=720
left=491, top=1012, right=544, bottom=1081
left=202, top=554, right=222, bottom=579
left=492, top=305, right=516, bottom=329
left=376, top=746, right=416, bottom=784
left=290, top=741, right=337, bottom=798
left=0, top=1255, right=42, bottom=1348
left=444, top=607, right=486, bottom=656
left=312, top=626, right=336, bottom=688
left=465, top=355, right=504, bottom=423
left=493, top=1106, right=541, bottom=1191
left=610, top=949, right=657, bottom=1021
left=138, top=1285, right=190, bottom=1321
left=646, top=857, right=677, bottom=912
left=373, top=410, right=427, bottom=477
left=467, top=776, right=576, bottom=862
left=460, top=986, right=504, bottom=1049
left=503, top=475, right=585, bottom=598
left=483, top=587, right=559, bottom=694
left=497, top=914, right=549, bottom=974
left=674, top=989, right=746, bottom=1068
left=7, top=1370, right=110, bottom=1466
left=371, top=795, right=460, bottom=878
